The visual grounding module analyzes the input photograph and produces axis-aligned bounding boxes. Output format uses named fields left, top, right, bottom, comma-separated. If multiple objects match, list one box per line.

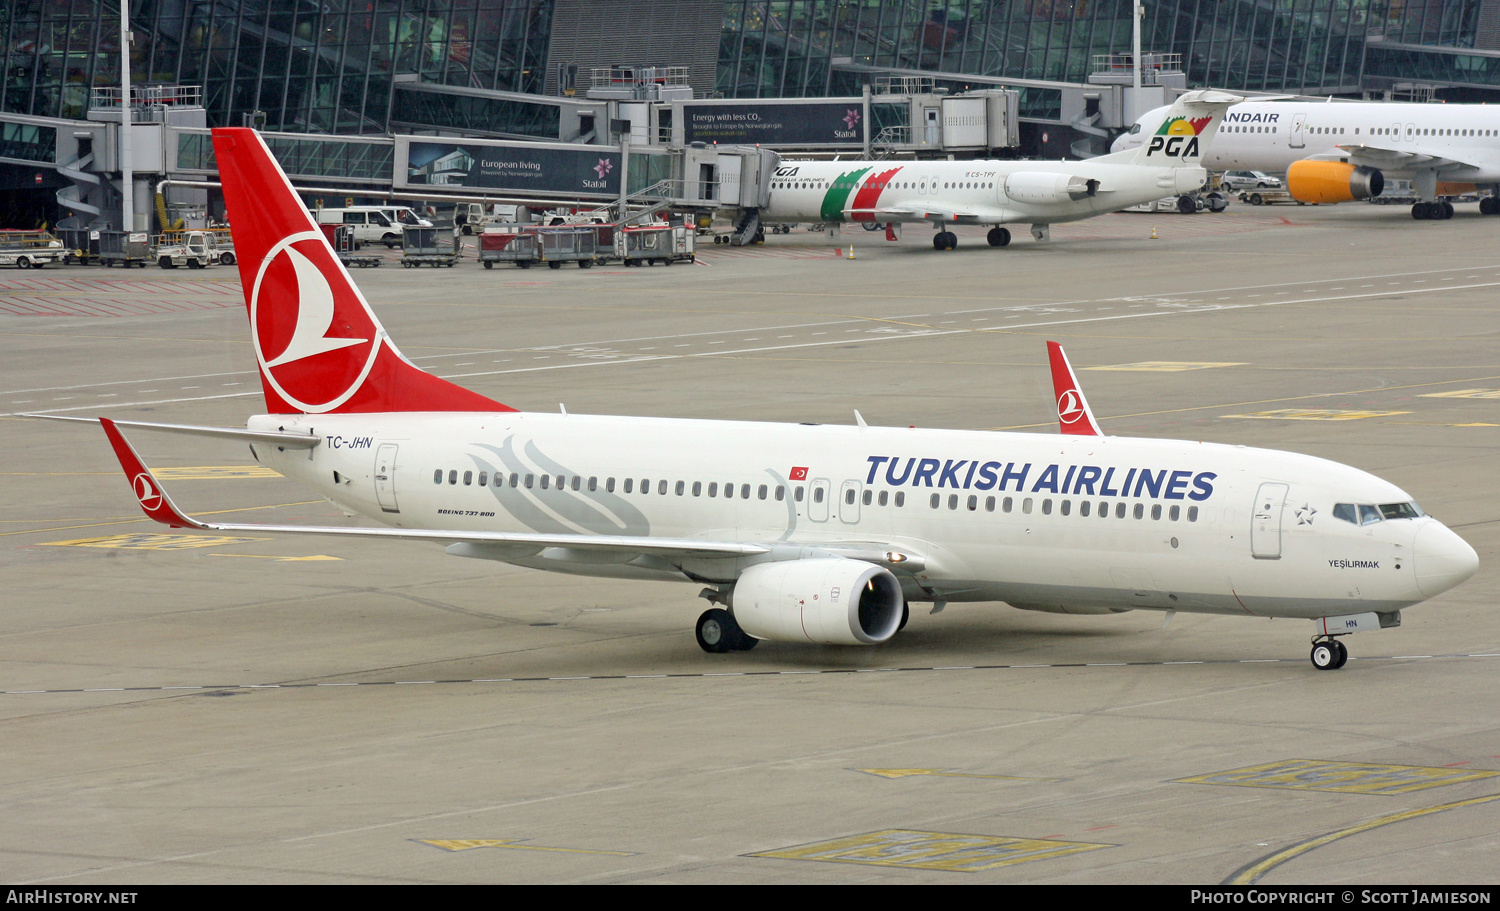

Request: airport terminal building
left=3, top=0, right=1499, bottom=136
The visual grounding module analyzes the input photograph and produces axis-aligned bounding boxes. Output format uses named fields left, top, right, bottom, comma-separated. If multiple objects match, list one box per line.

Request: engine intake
left=1286, top=161, right=1384, bottom=204
left=1005, top=172, right=1099, bottom=204
left=731, top=558, right=904, bottom=646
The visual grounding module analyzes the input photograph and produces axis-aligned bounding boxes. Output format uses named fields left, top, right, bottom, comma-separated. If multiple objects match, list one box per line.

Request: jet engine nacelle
left=731, top=558, right=904, bottom=646
left=1287, top=161, right=1384, bottom=203
left=1005, top=172, right=1100, bottom=204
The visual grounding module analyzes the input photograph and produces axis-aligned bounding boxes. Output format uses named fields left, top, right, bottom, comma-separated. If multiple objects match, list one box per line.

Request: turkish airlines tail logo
left=212, top=128, right=511, bottom=415
left=1046, top=341, right=1103, bottom=437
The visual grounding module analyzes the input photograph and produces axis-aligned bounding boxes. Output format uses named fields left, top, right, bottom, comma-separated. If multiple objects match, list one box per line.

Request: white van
left=313, top=206, right=432, bottom=248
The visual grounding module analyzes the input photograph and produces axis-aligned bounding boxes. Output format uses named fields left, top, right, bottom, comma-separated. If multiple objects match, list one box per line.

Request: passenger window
left=930, top=493, right=941, bottom=509
left=509, top=473, right=519, bottom=487
left=967, top=495, right=977, bottom=511
left=708, top=482, right=718, bottom=497
left=1098, top=501, right=1106, bottom=517
left=985, top=496, right=994, bottom=512
left=862, top=490, right=872, bottom=506
left=879, top=491, right=889, bottom=506
left=606, top=477, right=614, bottom=492
left=1060, top=499, right=1070, bottom=516
left=1188, top=506, right=1199, bottom=522
left=1169, top=505, right=1180, bottom=521
left=641, top=478, right=649, bottom=493
left=1134, top=504, right=1145, bottom=519
left=448, top=470, right=458, bottom=485
left=723, top=483, right=733, bottom=498
left=759, top=484, right=768, bottom=500
left=677, top=481, right=686, bottom=495
left=895, top=492, right=905, bottom=507
left=433, top=469, right=442, bottom=484
left=813, top=487, right=824, bottom=503
left=525, top=474, right=534, bottom=488
left=795, top=487, right=805, bottom=501
left=693, top=481, right=702, bottom=496
left=777, top=486, right=786, bottom=501
left=1041, top=499, right=1052, bottom=515
left=1151, top=504, right=1162, bottom=520
left=846, top=489, right=856, bottom=505
left=540, top=475, right=549, bottom=490
left=1003, top=497, right=1012, bottom=513
left=948, top=494, right=959, bottom=510
left=557, top=475, right=565, bottom=490
left=572, top=476, right=581, bottom=491
left=1080, top=501, right=1090, bottom=517
left=624, top=478, right=633, bottom=493
left=1116, top=502, right=1127, bottom=518
left=463, top=471, right=473, bottom=486
left=658, top=480, right=668, bottom=495
left=1022, top=498, right=1033, bottom=514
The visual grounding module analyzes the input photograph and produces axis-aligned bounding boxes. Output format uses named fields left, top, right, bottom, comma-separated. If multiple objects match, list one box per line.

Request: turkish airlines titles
left=864, top=456, right=1218, bottom=501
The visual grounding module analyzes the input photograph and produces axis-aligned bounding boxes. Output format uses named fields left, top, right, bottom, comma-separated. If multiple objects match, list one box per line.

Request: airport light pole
left=119, top=0, right=134, bottom=231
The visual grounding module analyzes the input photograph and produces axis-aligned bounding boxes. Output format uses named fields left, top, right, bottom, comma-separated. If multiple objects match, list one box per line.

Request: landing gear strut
left=696, top=608, right=758, bottom=653
left=1310, top=637, right=1349, bottom=670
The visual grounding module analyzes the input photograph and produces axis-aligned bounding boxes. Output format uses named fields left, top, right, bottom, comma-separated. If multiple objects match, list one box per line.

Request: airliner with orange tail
left=1115, top=99, right=1500, bottom=220
left=760, top=90, right=1238, bottom=250
left=30, top=127, right=1477, bottom=669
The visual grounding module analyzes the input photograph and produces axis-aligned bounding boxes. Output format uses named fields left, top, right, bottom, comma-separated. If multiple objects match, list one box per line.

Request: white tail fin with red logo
left=1047, top=341, right=1102, bottom=436
left=213, top=128, right=509, bottom=415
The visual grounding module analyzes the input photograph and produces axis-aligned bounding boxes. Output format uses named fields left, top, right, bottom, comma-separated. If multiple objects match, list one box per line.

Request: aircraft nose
left=1413, top=521, right=1479, bottom=598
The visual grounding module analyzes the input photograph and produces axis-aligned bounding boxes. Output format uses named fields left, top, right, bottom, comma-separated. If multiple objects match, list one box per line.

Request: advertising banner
left=682, top=101, right=865, bottom=146
left=399, top=139, right=621, bottom=195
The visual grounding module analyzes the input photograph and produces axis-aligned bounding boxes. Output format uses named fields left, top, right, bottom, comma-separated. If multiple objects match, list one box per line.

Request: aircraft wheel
left=1331, top=639, right=1349, bottom=669
left=696, top=608, right=738, bottom=654
left=863, top=221, right=881, bottom=232
left=897, top=604, right=910, bottom=632
left=1177, top=195, right=1197, bottom=214
left=987, top=227, right=1011, bottom=247
left=1412, top=202, right=1431, bottom=220
left=1442, top=202, right=1455, bottom=220
left=1482, top=197, right=1499, bottom=215
left=1311, top=641, right=1340, bottom=670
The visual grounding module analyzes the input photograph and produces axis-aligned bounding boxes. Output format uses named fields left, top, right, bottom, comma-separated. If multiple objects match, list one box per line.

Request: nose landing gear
left=1310, top=636, right=1349, bottom=670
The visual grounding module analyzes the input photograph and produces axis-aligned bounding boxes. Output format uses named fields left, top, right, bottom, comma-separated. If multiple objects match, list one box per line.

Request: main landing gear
left=1412, top=201, right=1454, bottom=220
left=696, top=608, right=758, bottom=653
left=987, top=227, right=1011, bottom=247
left=1310, top=636, right=1349, bottom=670
left=932, top=230, right=958, bottom=250
left=1481, top=196, right=1500, bottom=216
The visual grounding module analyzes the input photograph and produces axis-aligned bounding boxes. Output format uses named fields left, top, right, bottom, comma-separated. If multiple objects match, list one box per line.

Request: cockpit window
left=1358, top=505, right=1383, bottom=525
left=1333, top=503, right=1357, bottom=524
left=1335, top=501, right=1424, bottom=525
left=1380, top=502, right=1424, bottom=520
left=1129, top=123, right=1142, bottom=135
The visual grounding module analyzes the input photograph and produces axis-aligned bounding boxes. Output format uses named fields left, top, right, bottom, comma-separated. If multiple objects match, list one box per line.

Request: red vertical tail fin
left=212, top=128, right=510, bottom=415
left=1046, top=341, right=1103, bottom=436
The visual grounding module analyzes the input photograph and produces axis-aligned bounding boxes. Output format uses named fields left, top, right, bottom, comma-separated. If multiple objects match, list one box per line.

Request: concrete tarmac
left=2, top=203, right=1498, bottom=884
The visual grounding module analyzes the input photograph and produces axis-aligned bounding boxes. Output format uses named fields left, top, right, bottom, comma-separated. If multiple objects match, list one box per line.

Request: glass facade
left=2, top=0, right=553, bottom=131
left=717, top=1, right=1500, bottom=101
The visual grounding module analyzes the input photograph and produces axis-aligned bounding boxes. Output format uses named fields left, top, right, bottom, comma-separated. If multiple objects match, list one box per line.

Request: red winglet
left=1046, top=341, right=1103, bottom=436
left=99, top=418, right=204, bottom=529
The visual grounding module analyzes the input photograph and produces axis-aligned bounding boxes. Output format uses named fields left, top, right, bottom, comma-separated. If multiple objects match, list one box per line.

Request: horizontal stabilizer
left=24, top=413, right=321, bottom=448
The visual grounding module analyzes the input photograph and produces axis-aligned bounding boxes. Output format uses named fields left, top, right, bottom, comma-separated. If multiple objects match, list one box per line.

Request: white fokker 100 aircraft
left=47, top=128, right=1478, bottom=670
left=1116, top=99, right=1500, bottom=220
left=760, top=89, right=1238, bottom=250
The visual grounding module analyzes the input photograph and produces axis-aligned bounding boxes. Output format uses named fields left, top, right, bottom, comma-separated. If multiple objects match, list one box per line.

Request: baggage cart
left=98, top=230, right=151, bottom=268
left=538, top=225, right=599, bottom=269
left=620, top=223, right=694, bottom=266
left=478, top=227, right=540, bottom=269
left=320, top=223, right=381, bottom=267
left=399, top=225, right=458, bottom=267
left=55, top=225, right=101, bottom=265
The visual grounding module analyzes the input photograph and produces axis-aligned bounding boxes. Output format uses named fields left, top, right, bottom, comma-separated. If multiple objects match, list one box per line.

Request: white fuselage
left=761, top=158, right=1207, bottom=227
left=246, top=411, right=1471, bottom=621
left=1115, top=101, right=1500, bottom=184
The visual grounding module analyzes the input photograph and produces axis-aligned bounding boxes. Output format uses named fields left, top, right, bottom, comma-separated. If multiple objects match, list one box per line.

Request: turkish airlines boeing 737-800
left=759, top=90, right=1239, bottom=250
left=37, top=128, right=1478, bottom=670
left=1115, top=99, right=1500, bottom=220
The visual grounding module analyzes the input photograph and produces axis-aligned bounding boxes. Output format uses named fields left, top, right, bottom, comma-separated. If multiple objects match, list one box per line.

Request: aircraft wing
left=96, top=417, right=768, bottom=559
left=1319, top=143, right=1481, bottom=174
left=844, top=202, right=1014, bottom=224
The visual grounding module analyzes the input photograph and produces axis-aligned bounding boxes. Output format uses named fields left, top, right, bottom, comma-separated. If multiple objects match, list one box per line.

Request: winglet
left=1046, top=342, right=1102, bottom=436
left=98, top=418, right=207, bottom=529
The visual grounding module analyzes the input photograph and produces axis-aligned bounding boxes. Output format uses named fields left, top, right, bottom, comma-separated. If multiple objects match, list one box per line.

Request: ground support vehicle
left=478, top=228, right=540, bottom=269
left=539, top=225, right=602, bottom=269
left=153, top=231, right=215, bottom=269
left=314, top=206, right=430, bottom=249
left=1239, top=189, right=1302, bottom=206
left=0, top=230, right=65, bottom=269
left=98, top=231, right=151, bottom=268
left=619, top=224, right=694, bottom=266
left=399, top=226, right=459, bottom=268
left=317, top=224, right=381, bottom=268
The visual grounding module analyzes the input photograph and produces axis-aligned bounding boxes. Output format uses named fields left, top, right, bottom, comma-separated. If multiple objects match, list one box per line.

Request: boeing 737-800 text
left=36, top=127, right=1478, bottom=670
left=759, top=90, right=1238, bottom=250
left=1116, top=99, right=1500, bottom=220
